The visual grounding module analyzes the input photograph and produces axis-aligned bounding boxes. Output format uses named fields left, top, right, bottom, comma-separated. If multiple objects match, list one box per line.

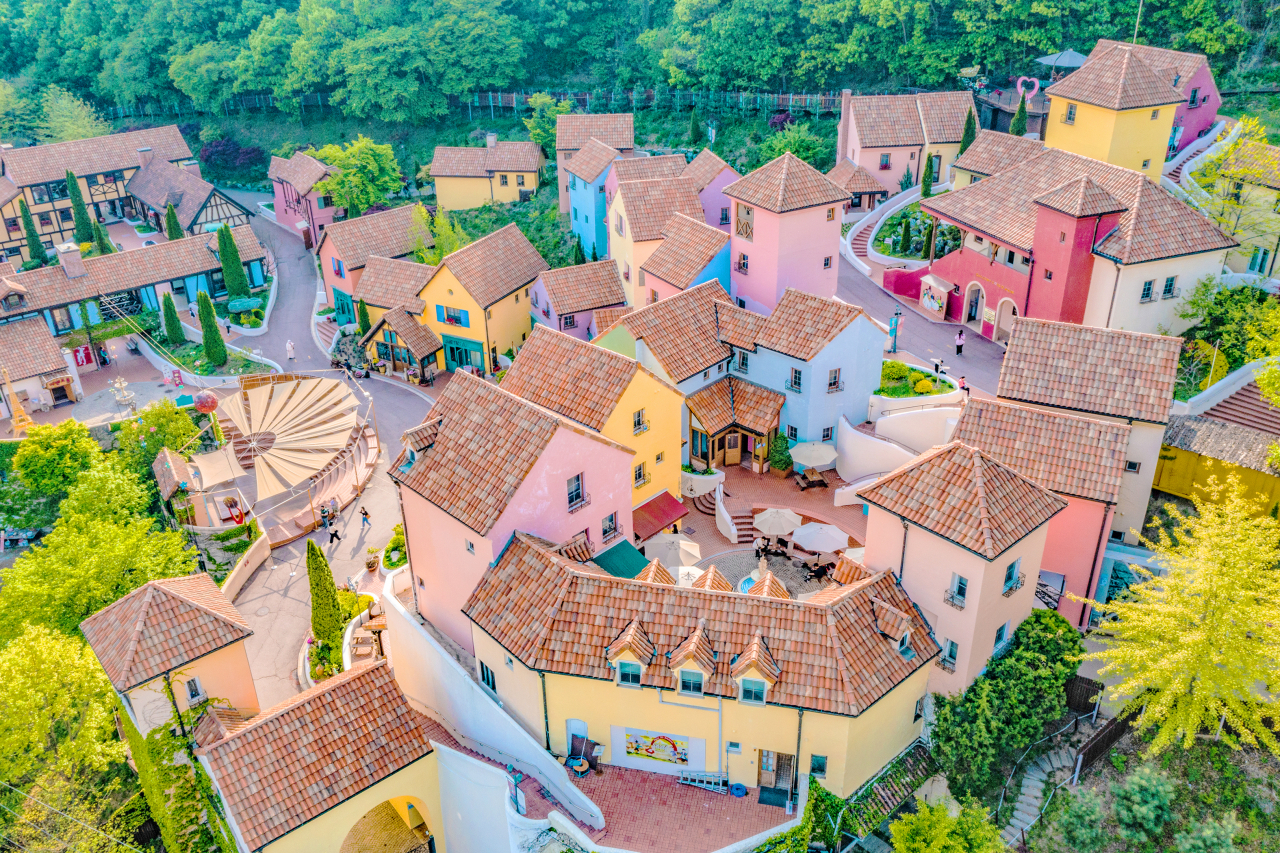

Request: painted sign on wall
left=625, top=730, right=689, bottom=765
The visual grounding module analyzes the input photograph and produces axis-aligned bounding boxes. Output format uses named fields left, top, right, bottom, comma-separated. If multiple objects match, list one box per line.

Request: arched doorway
left=964, top=283, right=985, bottom=332
left=994, top=299, right=1018, bottom=344
left=340, top=798, right=435, bottom=853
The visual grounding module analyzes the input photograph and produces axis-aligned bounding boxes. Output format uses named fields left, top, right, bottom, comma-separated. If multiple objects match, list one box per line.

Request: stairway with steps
left=316, top=317, right=338, bottom=352
left=1000, top=745, right=1076, bottom=846
left=850, top=226, right=873, bottom=258
left=690, top=490, right=756, bottom=543
left=858, top=834, right=892, bottom=853
left=692, top=492, right=717, bottom=515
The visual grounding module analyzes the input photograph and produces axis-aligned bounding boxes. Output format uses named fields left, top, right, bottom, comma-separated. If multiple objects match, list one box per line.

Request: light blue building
left=564, top=138, right=620, bottom=260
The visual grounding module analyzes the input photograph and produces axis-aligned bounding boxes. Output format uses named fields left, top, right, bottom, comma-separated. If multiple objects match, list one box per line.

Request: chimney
left=485, top=132, right=498, bottom=149
left=57, top=243, right=87, bottom=279
left=180, top=159, right=203, bottom=179
left=136, top=147, right=153, bottom=169
left=836, top=89, right=852, bottom=165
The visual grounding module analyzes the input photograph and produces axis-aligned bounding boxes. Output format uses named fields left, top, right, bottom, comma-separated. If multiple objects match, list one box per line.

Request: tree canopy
left=310, top=136, right=403, bottom=216
left=13, top=420, right=101, bottom=499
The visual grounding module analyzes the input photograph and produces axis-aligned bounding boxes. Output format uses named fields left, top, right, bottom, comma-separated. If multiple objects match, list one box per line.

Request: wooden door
left=714, top=434, right=726, bottom=467
left=725, top=432, right=741, bottom=465
left=758, top=749, right=776, bottom=788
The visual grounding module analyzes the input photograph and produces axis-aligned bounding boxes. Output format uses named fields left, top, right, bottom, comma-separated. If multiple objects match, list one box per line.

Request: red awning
left=633, top=491, right=690, bottom=542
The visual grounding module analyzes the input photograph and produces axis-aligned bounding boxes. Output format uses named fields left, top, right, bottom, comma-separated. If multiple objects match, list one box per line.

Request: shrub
left=306, top=539, right=344, bottom=648
left=1175, top=813, right=1241, bottom=853
left=767, top=433, right=793, bottom=471
left=913, top=378, right=934, bottom=394
left=882, top=360, right=909, bottom=382
left=1059, top=790, right=1108, bottom=852
left=907, top=370, right=928, bottom=386
left=1113, top=765, right=1176, bottom=843
left=767, top=111, right=795, bottom=131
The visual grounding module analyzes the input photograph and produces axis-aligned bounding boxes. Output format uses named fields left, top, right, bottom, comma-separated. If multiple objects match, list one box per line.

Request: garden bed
left=57, top=311, right=160, bottom=349
left=164, top=341, right=272, bottom=377
left=871, top=193, right=962, bottom=260
left=874, top=360, right=953, bottom=398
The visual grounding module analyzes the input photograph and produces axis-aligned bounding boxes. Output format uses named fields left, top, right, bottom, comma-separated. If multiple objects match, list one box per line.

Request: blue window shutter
left=436, top=305, right=445, bottom=322
left=460, top=309, right=470, bottom=327
left=338, top=260, right=345, bottom=278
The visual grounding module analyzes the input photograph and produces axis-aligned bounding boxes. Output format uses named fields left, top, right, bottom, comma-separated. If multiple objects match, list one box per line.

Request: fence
left=1064, top=675, right=1104, bottom=716
left=1072, top=704, right=1141, bottom=783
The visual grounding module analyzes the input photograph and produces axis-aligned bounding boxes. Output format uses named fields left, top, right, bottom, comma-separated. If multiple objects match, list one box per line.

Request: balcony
left=731, top=361, right=749, bottom=375
left=878, top=162, right=892, bottom=171
left=935, top=657, right=956, bottom=673
left=602, top=522, right=624, bottom=544
left=826, top=381, right=844, bottom=394
left=735, top=220, right=753, bottom=240
left=735, top=263, right=749, bottom=275
left=1139, top=293, right=1157, bottom=304
left=1002, top=572, right=1025, bottom=597
left=633, top=420, right=650, bottom=435
left=784, top=379, right=802, bottom=394
left=568, top=493, right=592, bottom=514
left=943, top=589, right=966, bottom=610
left=1161, top=287, right=1180, bottom=300
left=633, top=474, right=651, bottom=489
left=542, top=306, right=551, bottom=318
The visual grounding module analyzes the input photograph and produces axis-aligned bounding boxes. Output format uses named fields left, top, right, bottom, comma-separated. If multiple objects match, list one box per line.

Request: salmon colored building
left=682, top=148, right=742, bottom=232
left=826, top=159, right=890, bottom=219
left=316, top=204, right=427, bottom=326
left=834, top=92, right=975, bottom=194
left=267, top=151, right=339, bottom=250
left=528, top=260, right=627, bottom=340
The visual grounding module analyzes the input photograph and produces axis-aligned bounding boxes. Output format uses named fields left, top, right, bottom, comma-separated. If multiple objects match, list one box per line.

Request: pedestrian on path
left=959, top=376, right=969, bottom=395
left=955, top=329, right=965, bottom=357
left=286, top=340, right=296, bottom=360
left=329, top=497, right=339, bottom=518
left=319, top=505, right=329, bottom=529
left=329, top=524, right=342, bottom=544
left=188, top=302, right=196, bottom=320
left=360, top=507, right=371, bottom=528
left=223, top=315, right=232, bottom=335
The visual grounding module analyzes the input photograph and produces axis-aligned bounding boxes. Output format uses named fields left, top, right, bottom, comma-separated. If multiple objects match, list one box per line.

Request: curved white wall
left=836, top=415, right=915, bottom=484
left=874, top=406, right=962, bottom=455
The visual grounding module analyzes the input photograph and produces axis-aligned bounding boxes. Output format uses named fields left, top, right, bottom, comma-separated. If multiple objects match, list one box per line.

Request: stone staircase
left=316, top=317, right=339, bottom=352
left=1000, top=745, right=1076, bottom=846
left=850, top=226, right=873, bottom=258
left=690, top=491, right=756, bottom=543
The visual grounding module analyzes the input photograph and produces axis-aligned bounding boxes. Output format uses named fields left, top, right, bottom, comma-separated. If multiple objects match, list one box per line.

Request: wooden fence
left=1072, top=704, right=1140, bottom=783
left=1064, top=675, right=1105, bottom=716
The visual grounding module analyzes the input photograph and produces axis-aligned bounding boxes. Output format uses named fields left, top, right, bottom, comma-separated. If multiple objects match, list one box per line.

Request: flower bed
left=874, top=360, right=953, bottom=398
left=872, top=195, right=962, bottom=260
left=165, top=341, right=272, bottom=376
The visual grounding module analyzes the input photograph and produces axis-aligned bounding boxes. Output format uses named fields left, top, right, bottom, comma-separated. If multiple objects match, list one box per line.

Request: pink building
left=529, top=260, right=627, bottom=340
left=267, top=151, right=340, bottom=250
left=724, top=153, right=847, bottom=313
left=826, top=159, right=890, bottom=220
left=315, top=204, right=425, bottom=322
left=638, top=212, right=730, bottom=304
left=950, top=398, right=1129, bottom=628
left=1087, top=40, right=1221, bottom=152
left=390, top=371, right=636, bottom=652
left=835, top=92, right=975, bottom=194
left=681, top=148, right=742, bottom=231
left=603, top=154, right=687, bottom=212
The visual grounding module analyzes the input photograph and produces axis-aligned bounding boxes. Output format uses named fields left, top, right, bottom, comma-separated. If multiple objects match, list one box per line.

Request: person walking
left=955, top=329, right=965, bottom=357
left=286, top=340, right=296, bottom=360
left=188, top=302, right=196, bottom=320
left=328, top=523, right=342, bottom=544
left=360, top=507, right=371, bottom=528
left=329, top=497, right=339, bottom=518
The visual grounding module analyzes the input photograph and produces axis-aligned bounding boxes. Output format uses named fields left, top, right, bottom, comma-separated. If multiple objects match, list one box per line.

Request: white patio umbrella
left=789, top=441, right=838, bottom=468
left=753, top=508, right=803, bottom=536
left=791, top=523, right=850, bottom=553
left=645, top=533, right=701, bottom=567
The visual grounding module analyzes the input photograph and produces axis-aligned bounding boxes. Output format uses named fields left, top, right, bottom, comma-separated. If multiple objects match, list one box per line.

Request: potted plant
left=767, top=434, right=793, bottom=479
left=365, top=547, right=380, bottom=573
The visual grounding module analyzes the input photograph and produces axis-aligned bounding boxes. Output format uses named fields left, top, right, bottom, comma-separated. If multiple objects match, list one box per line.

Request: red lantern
left=193, top=391, right=219, bottom=414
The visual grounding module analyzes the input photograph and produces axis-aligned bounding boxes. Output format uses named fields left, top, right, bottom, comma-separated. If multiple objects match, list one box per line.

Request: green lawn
left=164, top=341, right=272, bottom=377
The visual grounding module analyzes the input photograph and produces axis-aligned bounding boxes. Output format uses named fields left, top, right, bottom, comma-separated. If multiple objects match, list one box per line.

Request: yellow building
left=414, top=223, right=548, bottom=373
left=499, top=324, right=688, bottom=540
left=464, top=533, right=936, bottom=799
left=1043, top=43, right=1182, bottom=181
left=1217, top=139, right=1280, bottom=276
left=429, top=136, right=543, bottom=212
left=607, top=177, right=704, bottom=305
left=1156, top=413, right=1280, bottom=514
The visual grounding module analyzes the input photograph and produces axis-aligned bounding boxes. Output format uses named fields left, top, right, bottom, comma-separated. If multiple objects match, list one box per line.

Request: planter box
left=680, top=467, right=725, bottom=498
left=770, top=464, right=792, bottom=479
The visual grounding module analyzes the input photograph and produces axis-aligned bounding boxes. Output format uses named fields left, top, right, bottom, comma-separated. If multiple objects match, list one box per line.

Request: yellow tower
left=3, top=367, right=35, bottom=437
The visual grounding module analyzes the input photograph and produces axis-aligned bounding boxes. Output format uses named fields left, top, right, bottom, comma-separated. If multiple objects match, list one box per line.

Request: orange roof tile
left=731, top=631, right=781, bottom=682
left=152, top=447, right=193, bottom=501
left=556, top=114, right=635, bottom=151
left=81, top=575, right=252, bottom=692
left=352, top=256, right=435, bottom=309
left=2, top=126, right=191, bottom=186
left=1046, top=43, right=1184, bottom=110
left=640, top=213, right=729, bottom=290
left=951, top=398, right=1129, bottom=503
left=125, top=159, right=228, bottom=230
left=683, top=148, right=740, bottom=191
left=747, top=571, right=790, bottom=600
left=440, top=223, right=549, bottom=308
left=0, top=317, right=70, bottom=382
left=267, top=151, right=335, bottom=195
left=599, top=281, right=733, bottom=382
left=536, top=260, right=627, bottom=315
left=317, top=204, right=428, bottom=271
left=429, top=141, right=541, bottom=177
left=464, top=533, right=937, bottom=716
left=1034, top=176, right=1125, bottom=218
left=613, top=154, right=688, bottom=183
left=871, top=597, right=913, bottom=641
left=828, top=554, right=872, bottom=585
left=916, top=92, right=979, bottom=143
left=952, top=130, right=1044, bottom=177
left=607, top=619, right=656, bottom=662
left=691, top=565, right=733, bottom=592
left=728, top=289, right=867, bottom=361
left=358, top=303, right=442, bottom=362
left=199, top=661, right=449, bottom=852
left=615, top=178, right=703, bottom=242
left=1090, top=39, right=1210, bottom=99
left=723, top=152, right=847, bottom=213
left=997, top=317, right=1182, bottom=423
left=592, top=305, right=635, bottom=332
left=1223, top=140, right=1280, bottom=192
left=670, top=619, right=718, bottom=673
left=846, top=93, right=975, bottom=149
left=564, top=138, right=620, bottom=182
left=858, top=442, right=1066, bottom=560
left=827, top=159, right=890, bottom=197
left=687, top=376, right=785, bottom=436
left=0, top=176, right=19, bottom=209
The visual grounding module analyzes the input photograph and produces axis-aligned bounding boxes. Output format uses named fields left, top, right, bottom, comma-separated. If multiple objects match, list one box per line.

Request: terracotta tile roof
left=613, top=154, right=688, bottom=183
left=0, top=176, right=20, bottom=209
left=440, top=223, right=549, bottom=308
left=827, top=159, right=890, bottom=196
left=686, top=376, right=785, bottom=436
left=564, top=138, right=620, bottom=182
left=731, top=631, right=780, bottom=681
left=846, top=93, right=975, bottom=149
left=556, top=114, right=635, bottom=151
left=318, top=204, right=427, bottom=271
left=952, top=130, right=1044, bottom=177
left=639, top=213, right=729, bottom=290
left=691, top=565, right=733, bottom=592
left=683, top=148, right=740, bottom=192
left=723, top=153, right=848, bottom=213
left=951, top=398, right=1129, bottom=503
left=2, top=126, right=191, bottom=186
left=392, top=371, right=626, bottom=534
left=598, top=282, right=732, bottom=381
left=1205, top=381, right=1280, bottom=434
left=715, top=302, right=768, bottom=350
left=464, top=533, right=937, bottom=716
left=1163, top=414, right=1278, bottom=474
left=81, top=575, right=252, bottom=692
left=199, top=661, right=448, bottom=852
left=1223, top=140, right=1280, bottom=191
left=741, top=289, right=867, bottom=361
left=359, top=304, right=442, bottom=361
left=592, top=305, right=635, bottom=331
left=1034, top=176, right=1126, bottom=218
left=828, top=554, right=872, bottom=585
left=352, top=256, right=435, bottom=309
left=1090, top=39, right=1209, bottom=99
left=267, top=151, right=336, bottom=195
left=429, top=141, right=541, bottom=177
left=125, top=159, right=225, bottom=230
left=607, top=619, right=656, bottom=662
left=922, top=147, right=1236, bottom=262
left=858, top=441, right=1066, bottom=559
left=152, top=447, right=193, bottom=501
left=633, top=490, right=689, bottom=542
left=0, top=317, right=70, bottom=382
left=871, top=598, right=912, bottom=641
left=499, top=324, right=644, bottom=431
left=997, top=317, right=1182, bottom=423
left=536, top=260, right=627, bottom=316
left=193, top=706, right=252, bottom=746
left=747, top=571, right=790, bottom=600
left=1045, top=43, right=1183, bottom=110
left=1, top=226, right=264, bottom=315
left=916, top=92, right=979, bottom=143
left=615, top=178, right=703, bottom=242
left=670, top=620, right=718, bottom=672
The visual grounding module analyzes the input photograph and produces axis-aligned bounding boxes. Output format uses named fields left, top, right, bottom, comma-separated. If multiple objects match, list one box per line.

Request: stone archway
left=994, top=298, right=1018, bottom=344
left=340, top=799, right=433, bottom=853
left=963, top=283, right=985, bottom=332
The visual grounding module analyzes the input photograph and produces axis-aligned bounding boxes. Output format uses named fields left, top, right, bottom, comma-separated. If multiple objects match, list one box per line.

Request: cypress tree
left=306, top=539, right=344, bottom=649
left=689, top=108, right=704, bottom=146
left=18, top=200, right=48, bottom=266
left=65, top=170, right=94, bottom=245
left=197, top=291, right=227, bottom=367
left=899, top=218, right=911, bottom=256
left=216, top=224, right=251, bottom=300
left=161, top=292, right=185, bottom=347
left=959, top=108, right=977, bottom=155
left=91, top=220, right=114, bottom=255
left=1011, top=93, right=1028, bottom=137
left=357, top=299, right=372, bottom=335
left=590, top=243, right=598, bottom=262
left=572, top=238, right=586, bottom=265
left=921, top=153, right=935, bottom=199
left=164, top=203, right=184, bottom=241
left=922, top=218, right=935, bottom=259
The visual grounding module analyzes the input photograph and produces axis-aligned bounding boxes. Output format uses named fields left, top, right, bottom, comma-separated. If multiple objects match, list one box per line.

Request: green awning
left=592, top=539, right=649, bottom=579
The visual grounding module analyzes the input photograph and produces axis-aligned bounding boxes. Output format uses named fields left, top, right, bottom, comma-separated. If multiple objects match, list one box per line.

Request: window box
left=1002, top=572, right=1025, bottom=597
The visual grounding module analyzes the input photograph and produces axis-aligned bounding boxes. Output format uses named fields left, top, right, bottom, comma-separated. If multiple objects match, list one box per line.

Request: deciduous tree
left=13, top=420, right=100, bottom=498
left=422, top=209, right=470, bottom=264
left=1195, top=117, right=1279, bottom=271
left=197, top=291, right=227, bottom=368
left=889, top=798, right=1001, bottom=852
left=311, top=135, right=402, bottom=216
left=118, top=397, right=201, bottom=478
left=756, top=122, right=826, bottom=168
left=35, top=85, right=109, bottom=144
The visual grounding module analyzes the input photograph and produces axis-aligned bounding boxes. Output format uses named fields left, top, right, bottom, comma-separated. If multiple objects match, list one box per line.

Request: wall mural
left=625, top=730, right=689, bottom=765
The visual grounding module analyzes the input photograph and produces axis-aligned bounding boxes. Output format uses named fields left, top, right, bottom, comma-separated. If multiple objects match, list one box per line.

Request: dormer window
left=4, top=294, right=23, bottom=310
left=679, top=669, right=703, bottom=696
left=898, top=633, right=917, bottom=661
left=741, top=678, right=766, bottom=704
left=618, top=660, right=641, bottom=686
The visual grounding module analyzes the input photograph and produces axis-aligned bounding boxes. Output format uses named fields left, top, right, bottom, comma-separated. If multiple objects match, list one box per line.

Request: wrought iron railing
left=943, top=589, right=966, bottom=610
left=1002, top=572, right=1025, bottom=597
left=567, top=493, right=591, bottom=514
left=826, top=381, right=844, bottom=394
left=785, top=379, right=803, bottom=394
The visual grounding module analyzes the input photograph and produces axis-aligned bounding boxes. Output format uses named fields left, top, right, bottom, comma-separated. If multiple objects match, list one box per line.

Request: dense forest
left=0, top=0, right=1275, bottom=126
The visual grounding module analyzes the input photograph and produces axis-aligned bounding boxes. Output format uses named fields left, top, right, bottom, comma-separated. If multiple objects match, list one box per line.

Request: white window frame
left=617, top=660, right=642, bottom=686
left=679, top=669, right=704, bottom=696
left=740, top=678, right=766, bottom=704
